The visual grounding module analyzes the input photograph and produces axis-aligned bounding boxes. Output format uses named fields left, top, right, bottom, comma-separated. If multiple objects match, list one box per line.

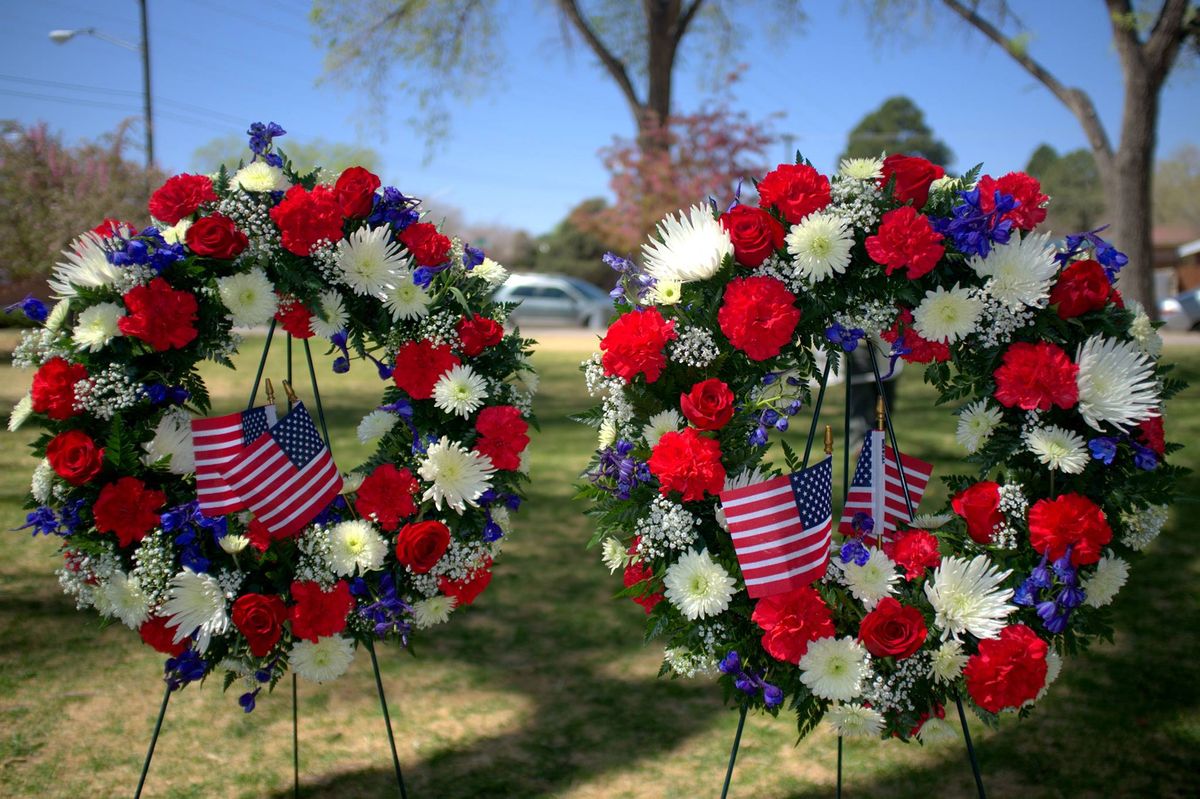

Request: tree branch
left=1104, top=0, right=1145, bottom=71
left=555, top=0, right=644, bottom=114
left=674, top=0, right=706, bottom=45
left=1144, top=0, right=1193, bottom=81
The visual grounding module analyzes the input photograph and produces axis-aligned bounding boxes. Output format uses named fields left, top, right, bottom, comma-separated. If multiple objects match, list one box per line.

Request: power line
left=188, top=0, right=311, bottom=39
left=1, top=87, right=242, bottom=134
left=0, top=73, right=249, bottom=125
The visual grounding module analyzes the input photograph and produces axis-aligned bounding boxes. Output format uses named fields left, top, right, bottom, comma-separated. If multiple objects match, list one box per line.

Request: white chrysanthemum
left=71, top=301, right=125, bottom=352
left=838, top=156, right=884, bottom=181
left=31, top=459, right=54, bottom=503
left=786, top=211, right=853, bottom=282
left=956, top=399, right=1003, bottom=454
left=839, top=549, right=899, bottom=610
left=912, top=284, right=982, bottom=344
left=45, top=299, right=70, bottom=331
left=8, top=393, right=33, bottom=432
left=929, top=174, right=961, bottom=192
left=102, top=571, right=150, bottom=629
left=642, top=409, right=683, bottom=448
left=1126, top=300, right=1163, bottom=357
left=310, top=289, right=349, bottom=338
left=925, top=555, right=1015, bottom=641
left=1075, top=335, right=1160, bottom=432
left=142, top=408, right=195, bottom=474
left=418, top=436, right=495, bottom=512
left=383, top=279, right=432, bottom=321
left=328, top=520, right=387, bottom=576
left=342, top=470, right=366, bottom=495
left=163, top=568, right=230, bottom=653
left=218, top=534, right=249, bottom=554
left=508, top=357, right=539, bottom=397
left=411, top=595, right=457, bottom=629
left=233, top=161, right=289, bottom=192
left=217, top=268, right=277, bottom=328
left=798, top=637, right=868, bottom=702
left=597, top=419, right=617, bottom=449
left=663, top=549, right=737, bottom=620
left=641, top=203, right=733, bottom=282
left=1082, top=553, right=1129, bottom=608
left=336, top=224, right=408, bottom=296
left=357, top=410, right=398, bottom=444
left=649, top=278, right=683, bottom=305
left=601, top=537, right=629, bottom=573
left=917, top=716, right=958, bottom=743
left=290, top=635, right=355, bottom=683
left=1034, top=650, right=1063, bottom=702
left=930, top=640, right=968, bottom=683
left=472, top=257, right=509, bottom=287
left=970, top=232, right=1057, bottom=309
left=909, top=512, right=954, bottom=530
left=159, top=218, right=192, bottom=245
left=825, top=703, right=884, bottom=738
left=1024, top=424, right=1089, bottom=474
left=50, top=232, right=121, bottom=298
left=433, top=364, right=488, bottom=418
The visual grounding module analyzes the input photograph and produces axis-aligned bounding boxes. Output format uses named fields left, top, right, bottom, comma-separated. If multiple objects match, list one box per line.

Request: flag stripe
left=837, top=431, right=934, bottom=540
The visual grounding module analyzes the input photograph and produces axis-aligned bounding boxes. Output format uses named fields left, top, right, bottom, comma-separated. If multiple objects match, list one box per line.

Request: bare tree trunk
left=644, top=0, right=682, bottom=132
left=1110, top=67, right=1159, bottom=311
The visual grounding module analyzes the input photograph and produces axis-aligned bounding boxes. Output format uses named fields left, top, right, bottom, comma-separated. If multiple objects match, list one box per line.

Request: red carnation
left=45, top=429, right=104, bottom=486
left=438, top=559, right=493, bottom=607
left=881, top=307, right=950, bottom=364
left=274, top=295, right=314, bottom=339
left=118, top=277, right=198, bottom=351
left=393, top=339, right=460, bottom=399
left=858, top=597, right=927, bottom=659
left=93, top=477, right=166, bottom=547
left=289, top=580, right=354, bottom=642
left=30, top=357, right=88, bottom=421
left=879, top=154, right=945, bottom=209
left=245, top=517, right=272, bottom=552
left=752, top=585, right=835, bottom=664
left=884, top=529, right=942, bottom=580
left=680, top=378, right=735, bottom=431
left=185, top=214, right=248, bottom=259
left=1136, top=415, right=1165, bottom=455
left=951, top=481, right=1005, bottom=545
left=1028, top=493, right=1112, bottom=566
left=623, top=542, right=663, bottom=613
left=719, top=204, right=786, bottom=267
left=355, top=463, right=419, bottom=530
left=395, top=520, right=451, bottom=574
left=92, top=218, right=134, bottom=239
left=1050, top=259, right=1113, bottom=319
left=148, top=173, right=217, bottom=225
left=398, top=222, right=451, bottom=266
left=474, top=405, right=530, bottom=471
left=993, top=341, right=1079, bottom=411
left=232, top=593, right=288, bottom=657
left=269, top=184, right=344, bottom=256
left=139, top=615, right=187, bottom=656
left=648, top=428, right=726, bottom=502
left=333, top=166, right=381, bottom=218
left=457, top=314, right=504, bottom=357
left=757, top=163, right=831, bottom=224
left=718, top=275, right=801, bottom=361
left=977, top=172, right=1048, bottom=231
left=600, top=307, right=678, bottom=384
left=866, top=206, right=945, bottom=279
left=964, top=624, right=1048, bottom=713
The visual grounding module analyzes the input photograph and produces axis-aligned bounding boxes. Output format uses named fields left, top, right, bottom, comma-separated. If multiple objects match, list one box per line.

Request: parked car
left=493, top=273, right=614, bottom=330
left=1159, top=288, right=1200, bottom=331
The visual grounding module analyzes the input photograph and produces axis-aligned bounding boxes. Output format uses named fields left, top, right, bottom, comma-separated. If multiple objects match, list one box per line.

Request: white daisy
left=163, top=568, right=230, bottom=653
left=383, top=278, right=432, bottom=321
left=924, top=555, right=1015, bottom=641
left=1024, top=424, right=1089, bottom=474
left=336, top=224, right=408, bottom=296
left=471, top=257, right=509, bottom=287
left=642, top=409, right=683, bottom=448
left=433, top=364, right=488, bottom=418
left=159, top=218, right=192, bottom=245
left=1075, top=335, right=1160, bottom=432
left=912, top=284, right=982, bottom=344
left=641, top=203, right=733, bottom=283
left=418, top=436, right=495, bottom=513
left=825, top=703, right=884, bottom=738
left=929, top=639, right=968, bottom=683
left=357, top=409, right=398, bottom=444
left=45, top=299, right=71, bottom=331
left=600, top=537, right=630, bottom=573
left=1126, top=299, right=1163, bottom=357
left=649, top=278, right=683, bottom=305
left=289, top=635, right=355, bottom=683
left=102, top=571, right=149, bottom=629
left=142, top=408, right=195, bottom=474
left=218, top=534, right=249, bottom=554
left=839, top=548, right=899, bottom=610
left=217, top=268, right=277, bottom=328
left=411, top=595, right=457, bottom=629
left=917, top=716, right=958, bottom=743
left=232, top=161, right=289, bottom=193
left=72, top=302, right=125, bottom=352
left=909, top=512, right=954, bottom=530
left=798, top=636, right=869, bottom=702
left=956, top=399, right=1003, bottom=454
left=662, top=549, right=737, bottom=620
left=310, top=289, right=349, bottom=339
left=7, top=394, right=33, bottom=432
left=328, top=520, right=387, bottom=576
left=1082, top=553, right=1129, bottom=608
left=970, top=232, right=1057, bottom=309
left=838, top=156, right=884, bottom=181
left=50, top=232, right=121, bottom=298
left=786, top=211, right=854, bottom=282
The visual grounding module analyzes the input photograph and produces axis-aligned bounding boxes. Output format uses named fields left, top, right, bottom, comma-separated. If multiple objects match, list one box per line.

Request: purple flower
left=368, top=187, right=421, bottom=229
left=762, top=681, right=783, bottom=708
left=589, top=440, right=652, bottom=500
left=17, top=507, right=59, bottom=537
left=826, top=323, right=865, bottom=352
left=1089, top=436, right=1119, bottom=465
left=5, top=295, right=48, bottom=323
left=1132, top=443, right=1158, bottom=471
left=1058, top=226, right=1128, bottom=279
left=718, top=650, right=742, bottom=675
left=164, top=648, right=208, bottom=691
left=239, top=689, right=259, bottom=713
left=933, top=188, right=1015, bottom=258
left=840, top=538, right=870, bottom=566
left=851, top=512, right=874, bottom=536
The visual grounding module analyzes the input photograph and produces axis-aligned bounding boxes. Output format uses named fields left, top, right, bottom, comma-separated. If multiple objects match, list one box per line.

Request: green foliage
left=531, top=198, right=622, bottom=286
left=191, top=133, right=381, bottom=177
left=1023, top=144, right=1106, bottom=234
left=839, top=95, right=954, bottom=167
left=1153, top=143, right=1200, bottom=230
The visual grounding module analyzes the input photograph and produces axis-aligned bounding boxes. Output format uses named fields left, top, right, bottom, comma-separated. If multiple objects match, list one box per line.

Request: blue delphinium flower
left=840, top=537, right=870, bottom=566
left=164, top=648, right=208, bottom=691
left=358, top=574, right=412, bottom=642
left=247, top=122, right=286, bottom=166
left=826, top=323, right=865, bottom=352
left=18, top=507, right=59, bottom=536
left=1057, top=226, right=1128, bottom=279
left=603, top=252, right=635, bottom=274
left=932, top=188, right=1015, bottom=258
left=720, top=650, right=782, bottom=707
left=851, top=512, right=875, bottom=537
left=718, top=650, right=741, bottom=674
left=1088, top=436, right=1119, bottom=465
left=368, top=187, right=420, bottom=229
left=161, top=501, right=226, bottom=573
left=462, top=245, right=485, bottom=269
left=239, top=689, right=259, bottom=713
left=1132, top=443, right=1158, bottom=471
left=5, top=296, right=48, bottom=323
left=590, top=440, right=652, bottom=500
left=58, top=499, right=86, bottom=535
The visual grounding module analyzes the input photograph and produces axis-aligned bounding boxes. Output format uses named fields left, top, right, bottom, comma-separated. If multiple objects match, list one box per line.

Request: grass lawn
left=0, top=331, right=1197, bottom=798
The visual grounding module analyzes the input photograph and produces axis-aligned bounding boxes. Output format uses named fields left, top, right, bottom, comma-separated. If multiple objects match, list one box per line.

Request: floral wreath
left=9, top=123, right=536, bottom=709
left=580, top=154, right=1182, bottom=740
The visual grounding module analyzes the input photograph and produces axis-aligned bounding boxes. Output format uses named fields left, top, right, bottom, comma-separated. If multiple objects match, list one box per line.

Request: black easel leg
left=836, top=734, right=843, bottom=799
left=955, top=694, right=987, bottom=799
left=366, top=640, right=408, bottom=799
left=293, top=674, right=300, bottom=798
left=134, top=684, right=172, bottom=799
left=720, top=704, right=748, bottom=799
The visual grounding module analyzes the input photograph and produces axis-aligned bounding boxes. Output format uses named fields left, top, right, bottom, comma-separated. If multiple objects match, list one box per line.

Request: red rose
left=964, top=624, right=1048, bottom=713
left=680, top=378, right=735, bottom=431
left=881, top=308, right=950, bottom=364
left=1049, top=259, right=1113, bottom=319
left=393, top=339, right=460, bottom=399
left=289, top=580, right=354, bottom=642
left=622, top=541, right=662, bottom=613
left=93, top=477, right=166, bottom=547
left=880, top=154, right=945, bottom=209
left=457, top=314, right=504, bottom=357
left=648, top=428, right=726, bottom=502
left=118, top=277, right=199, bottom=351
left=884, top=529, right=942, bottom=579
left=858, top=597, right=928, bottom=659
left=718, top=275, right=801, bottom=361
left=474, top=405, right=530, bottom=471
left=866, top=206, right=945, bottom=279
left=719, top=204, right=786, bottom=267
left=232, top=593, right=288, bottom=657
left=394, top=520, right=451, bottom=573
left=977, top=172, right=1047, bottom=231
left=45, top=429, right=104, bottom=486
left=333, top=166, right=381, bottom=218
left=1028, top=493, right=1112, bottom=566
left=139, top=615, right=187, bottom=656
left=148, top=173, right=217, bottom=225
left=1136, top=415, right=1165, bottom=455
left=185, top=214, right=248, bottom=259
left=752, top=585, right=835, bottom=664
left=600, top=307, right=678, bottom=384
left=269, top=184, right=344, bottom=256
left=398, top=222, right=451, bottom=266
left=993, top=341, right=1079, bottom=411
left=756, top=163, right=831, bottom=224
left=31, top=357, right=88, bottom=421
left=951, top=481, right=1005, bottom=545
left=438, top=559, right=493, bottom=607
left=355, top=463, right=419, bottom=531
left=274, top=295, right=314, bottom=339
left=92, top=218, right=134, bottom=239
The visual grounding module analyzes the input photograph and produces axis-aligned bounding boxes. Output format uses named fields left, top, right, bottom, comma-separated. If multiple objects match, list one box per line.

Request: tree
left=1023, top=144, right=1106, bottom=234
left=532, top=198, right=625, bottom=285
left=1153, top=143, right=1200, bottom=230
left=839, top=95, right=954, bottom=166
left=191, top=133, right=381, bottom=176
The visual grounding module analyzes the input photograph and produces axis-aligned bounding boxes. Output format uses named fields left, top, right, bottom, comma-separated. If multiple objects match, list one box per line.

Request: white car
left=493, top=273, right=614, bottom=330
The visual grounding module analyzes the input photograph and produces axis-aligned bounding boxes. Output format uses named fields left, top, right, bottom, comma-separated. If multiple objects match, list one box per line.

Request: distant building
left=1156, top=225, right=1200, bottom=295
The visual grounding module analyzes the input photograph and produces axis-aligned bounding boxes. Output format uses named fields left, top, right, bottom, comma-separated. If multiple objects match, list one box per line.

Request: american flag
left=719, top=457, right=834, bottom=599
left=838, top=430, right=933, bottom=542
left=217, top=402, right=342, bottom=538
left=191, top=405, right=277, bottom=517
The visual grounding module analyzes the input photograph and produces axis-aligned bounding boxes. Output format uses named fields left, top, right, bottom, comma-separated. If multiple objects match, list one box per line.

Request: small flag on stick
left=191, top=405, right=277, bottom=517
left=838, top=425, right=933, bottom=542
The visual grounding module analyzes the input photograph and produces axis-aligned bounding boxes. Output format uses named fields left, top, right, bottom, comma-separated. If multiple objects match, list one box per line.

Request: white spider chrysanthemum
left=826, top=703, right=884, bottom=738
left=924, top=555, right=1015, bottom=641
left=1024, top=424, right=1089, bottom=474
left=839, top=549, right=899, bottom=609
left=1034, top=650, right=1063, bottom=702
left=1075, top=335, right=1160, bottom=432
left=103, top=571, right=150, bottom=629
left=1126, top=299, right=1163, bottom=357
left=912, top=284, right=982, bottom=343
left=929, top=640, right=968, bottom=683
left=1082, top=552, right=1129, bottom=608
left=787, top=211, right=854, bottom=282
left=310, top=289, right=349, bottom=338
left=433, top=364, right=488, bottom=418
left=159, top=218, right=192, bottom=245
left=45, top=299, right=70, bottom=331
left=72, top=301, right=125, bottom=352
left=662, top=549, right=737, bottom=620
left=418, top=436, right=495, bottom=512
left=163, top=568, right=230, bottom=653
left=909, top=512, right=954, bottom=530
left=956, top=399, right=1003, bottom=454
left=50, top=232, right=121, bottom=298
left=357, top=409, right=397, bottom=444
left=798, top=637, right=869, bottom=702
left=600, top=537, right=629, bottom=573
left=649, top=278, right=683, bottom=305
left=8, top=394, right=33, bottom=432
left=597, top=419, right=617, bottom=449
left=290, top=635, right=355, bottom=683
left=31, top=459, right=54, bottom=503
left=328, top=520, right=387, bottom=576
left=917, top=716, right=958, bottom=743
left=217, top=268, right=277, bottom=328
left=232, top=161, right=289, bottom=192
left=471, top=257, right=509, bottom=287
left=142, top=408, right=194, bottom=474
left=383, top=278, right=432, bottom=321
left=641, top=203, right=733, bottom=282
left=642, top=409, right=683, bottom=448
left=838, top=156, right=884, bottom=181
left=336, top=224, right=408, bottom=296
left=411, top=595, right=457, bottom=629
left=970, top=232, right=1057, bottom=309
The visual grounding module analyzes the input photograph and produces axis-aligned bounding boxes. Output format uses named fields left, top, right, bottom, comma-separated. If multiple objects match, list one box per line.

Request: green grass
left=0, top=334, right=1198, bottom=798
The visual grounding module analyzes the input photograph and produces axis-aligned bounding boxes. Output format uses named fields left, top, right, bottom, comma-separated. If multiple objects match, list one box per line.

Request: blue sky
left=3, top=0, right=1197, bottom=235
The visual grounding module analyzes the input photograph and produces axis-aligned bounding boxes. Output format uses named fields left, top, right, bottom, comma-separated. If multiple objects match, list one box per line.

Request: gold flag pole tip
left=264, top=378, right=275, bottom=407
left=824, top=425, right=834, bottom=455
left=876, top=395, right=886, bottom=431
left=281, top=380, right=299, bottom=406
